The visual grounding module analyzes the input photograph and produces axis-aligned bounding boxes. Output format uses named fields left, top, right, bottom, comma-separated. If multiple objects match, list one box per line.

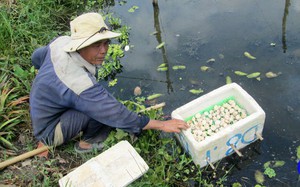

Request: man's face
left=78, top=39, right=110, bottom=65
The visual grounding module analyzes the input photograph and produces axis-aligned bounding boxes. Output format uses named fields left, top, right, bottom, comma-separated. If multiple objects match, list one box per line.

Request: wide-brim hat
left=63, top=12, right=121, bottom=52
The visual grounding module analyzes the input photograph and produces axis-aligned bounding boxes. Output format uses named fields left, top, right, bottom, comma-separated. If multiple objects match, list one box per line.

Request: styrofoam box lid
left=59, top=140, right=149, bottom=187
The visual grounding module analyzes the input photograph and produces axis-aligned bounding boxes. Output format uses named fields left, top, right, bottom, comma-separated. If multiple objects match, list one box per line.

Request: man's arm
left=143, top=119, right=189, bottom=133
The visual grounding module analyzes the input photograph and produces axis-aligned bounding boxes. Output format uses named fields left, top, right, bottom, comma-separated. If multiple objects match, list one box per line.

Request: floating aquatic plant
left=200, top=66, right=211, bottom=72
left=234, top=71, right=248, bottom=76
left=263, top=160, right=285, bottom=168
left=128, top=5, right=139, bottom=13
left=247, top=72, right=260, bottom=78
left=108, top=78, right=118, bottom=87
left=206, top=58, right=216, bottom=63
left=264, top=167, right=276, bottom=178
left=157, top=67, right=168, bottom=71
left=254, top=170, right=265, bottom=184
left=147, top=93, right=163, bottom=100
left=244, top=51, right=256, bottom=60
left=189, top=89, right=204, bottom=95
left=226, top=76, right=232, bottom=84
left=172, top=65, right=186, bottom=70
left=297, top=145, right=300, bottom=159
left=156, top=42, right=165, bottom=49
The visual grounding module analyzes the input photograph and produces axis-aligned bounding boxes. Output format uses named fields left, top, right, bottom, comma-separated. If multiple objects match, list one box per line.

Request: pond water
left=108, top=0, right=300, bottom=186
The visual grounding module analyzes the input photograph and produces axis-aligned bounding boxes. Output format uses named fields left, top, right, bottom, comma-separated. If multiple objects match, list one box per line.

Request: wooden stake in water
left=230, top=144, right=243, bottom=157
left=206, top=157, right=215, bottom=170
left=255, top=132, right=264, bottom=141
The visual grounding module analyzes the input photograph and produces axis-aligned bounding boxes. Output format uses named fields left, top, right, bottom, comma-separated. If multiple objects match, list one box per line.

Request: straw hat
left=63, top=12, right=121, bottom=52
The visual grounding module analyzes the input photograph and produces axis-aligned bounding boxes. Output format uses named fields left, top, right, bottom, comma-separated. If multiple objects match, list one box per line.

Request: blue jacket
left=30, top=36, right=149, bottom=143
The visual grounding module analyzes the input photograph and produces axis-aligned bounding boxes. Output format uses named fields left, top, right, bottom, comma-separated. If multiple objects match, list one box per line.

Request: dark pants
left=56, top=109, right=109, bottom=144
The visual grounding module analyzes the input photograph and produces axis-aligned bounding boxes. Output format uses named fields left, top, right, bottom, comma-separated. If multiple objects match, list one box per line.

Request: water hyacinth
left=187, top=100, right=248, bottom=142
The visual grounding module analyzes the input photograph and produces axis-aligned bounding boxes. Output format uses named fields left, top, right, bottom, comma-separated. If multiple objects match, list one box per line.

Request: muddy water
left=108, top=0, right=300, bottom=186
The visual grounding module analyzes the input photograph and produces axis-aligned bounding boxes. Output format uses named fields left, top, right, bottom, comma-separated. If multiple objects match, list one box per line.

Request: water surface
left=108, top=0, right=300, bottom=185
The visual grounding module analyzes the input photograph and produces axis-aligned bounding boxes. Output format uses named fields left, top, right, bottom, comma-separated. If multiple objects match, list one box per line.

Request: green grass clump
left=0, top=1, right=228, bottom=186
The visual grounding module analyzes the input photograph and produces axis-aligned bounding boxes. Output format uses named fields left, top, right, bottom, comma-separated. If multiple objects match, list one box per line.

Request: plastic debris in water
left=270, top=43, right=276, bottom=47
left=206, top=58, right=216, bottom=63
left=244, top=51, right=256, bottom=60
left=134, top=86, right=142, bottom=96
left=124, top=45, right=130, bottom=51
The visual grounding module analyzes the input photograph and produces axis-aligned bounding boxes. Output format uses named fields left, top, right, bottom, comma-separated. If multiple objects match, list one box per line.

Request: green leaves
left=297, top=145, right=300, bottom=159
left=244, top=51, right=256, bottom=60
left=234, top=71, right=248, bottom=76
left=247, top=72, right=261, bottom=78
left=172, top=65, right=186, bottom=70
left=264, top=167, right=276, bottom=178
left=226, top=76, right=232, bottom=84
left=114, top=129, right=129, bottom=140
left=157, top=67, right=168, bottom=71
left=189, top=89, right=204, bottom=95
left=234, top=70, right=261, bottom=80
left=147, top=93, right=163, bottom=100
left=263, top=160, right=285, bottom=168
left=108, top=78, right=118, bottom=87
left=157, top=63, right=168, bottom=71
left=200, top=66, right=212, bottom=72
left=156, top=42, right=165, bottom=49
left=128, top=6, right=139, bottom=13
left=254, top=170, right=265, bottom=184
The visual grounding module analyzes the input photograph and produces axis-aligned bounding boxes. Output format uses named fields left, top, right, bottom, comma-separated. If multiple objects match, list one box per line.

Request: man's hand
left=143, top=119, right=189, bottom=133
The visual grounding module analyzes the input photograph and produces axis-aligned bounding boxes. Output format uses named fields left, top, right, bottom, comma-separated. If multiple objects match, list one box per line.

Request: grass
left=0, top=0, right=231, bottom=186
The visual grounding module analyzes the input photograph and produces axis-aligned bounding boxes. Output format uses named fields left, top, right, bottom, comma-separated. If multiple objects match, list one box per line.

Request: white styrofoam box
left=171, top=83, right=265, bottom=168
left=59, top=140, right=149, bottom=187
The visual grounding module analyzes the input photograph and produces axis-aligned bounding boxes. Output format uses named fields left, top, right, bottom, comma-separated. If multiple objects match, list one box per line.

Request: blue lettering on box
left=241, top=125, right=258, bottom=144
left=225, top=124, right=259, bottom=156
left=226, top=134, right=242, bottom=156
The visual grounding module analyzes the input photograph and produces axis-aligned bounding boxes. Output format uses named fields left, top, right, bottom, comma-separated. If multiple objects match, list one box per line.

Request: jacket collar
left=69, top=52, right=97, bottom=76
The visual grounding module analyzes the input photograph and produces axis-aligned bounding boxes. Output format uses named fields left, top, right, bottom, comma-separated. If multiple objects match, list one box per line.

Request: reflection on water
left=110, top=0, right=300, bottom=185
left=152, top=1, right=173, bottom=93
left=282, top=0, right=291, bottom=53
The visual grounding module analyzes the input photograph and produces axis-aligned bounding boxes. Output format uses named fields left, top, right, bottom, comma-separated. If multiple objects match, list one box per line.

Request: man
left=30, top=12, right=188, bottom=153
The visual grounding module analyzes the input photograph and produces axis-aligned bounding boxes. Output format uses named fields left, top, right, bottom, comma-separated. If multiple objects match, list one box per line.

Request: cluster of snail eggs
left=187, top=100, right=248, bottom=142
